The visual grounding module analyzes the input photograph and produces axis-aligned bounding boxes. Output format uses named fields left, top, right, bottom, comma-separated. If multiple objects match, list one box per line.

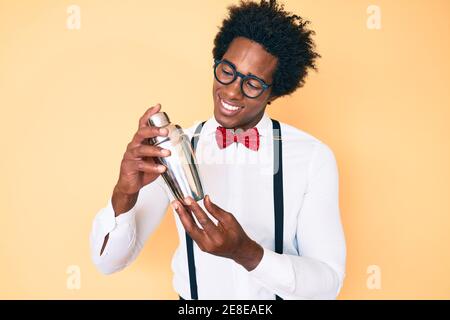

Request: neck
left=235, top=111, right=265, bottom=132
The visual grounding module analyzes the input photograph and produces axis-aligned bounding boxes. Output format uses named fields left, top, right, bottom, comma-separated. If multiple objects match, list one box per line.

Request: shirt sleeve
left=89, top=177, right=170, bottom=275
left=248, top=142, right=346, bottom=299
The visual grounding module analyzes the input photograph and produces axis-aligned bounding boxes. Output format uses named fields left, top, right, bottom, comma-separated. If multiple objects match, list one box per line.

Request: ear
left=267, top=95, right=279, bottom=105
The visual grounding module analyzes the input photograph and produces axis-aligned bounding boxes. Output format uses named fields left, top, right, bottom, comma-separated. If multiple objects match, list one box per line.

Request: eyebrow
left=223, top=59, right=270, bottom=84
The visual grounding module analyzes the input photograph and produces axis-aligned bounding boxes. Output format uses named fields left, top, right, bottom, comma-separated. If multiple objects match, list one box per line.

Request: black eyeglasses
left=213, top=59, right=272, bottom=99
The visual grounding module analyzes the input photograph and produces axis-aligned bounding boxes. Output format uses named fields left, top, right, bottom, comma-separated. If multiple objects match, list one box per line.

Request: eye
left=246, top=80, right=262, bottom=90
left=223, top=69, right=233, bottom=76
left=222, top=66, right=234, bottom=76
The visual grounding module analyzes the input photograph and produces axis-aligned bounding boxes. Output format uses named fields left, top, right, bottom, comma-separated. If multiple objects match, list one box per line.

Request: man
left=90, top=0, right=346, bottom=299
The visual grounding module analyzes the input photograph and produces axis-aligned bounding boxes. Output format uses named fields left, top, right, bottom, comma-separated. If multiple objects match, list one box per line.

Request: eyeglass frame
left=213, top=59, right=273, bottom=99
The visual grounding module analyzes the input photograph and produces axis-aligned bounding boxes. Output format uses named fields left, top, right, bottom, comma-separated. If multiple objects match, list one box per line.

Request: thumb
left=204, top=195, right=226, bottom=221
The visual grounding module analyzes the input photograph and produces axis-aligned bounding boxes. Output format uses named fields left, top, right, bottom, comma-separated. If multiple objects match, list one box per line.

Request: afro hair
left=213, top=0, right=320, bottom=98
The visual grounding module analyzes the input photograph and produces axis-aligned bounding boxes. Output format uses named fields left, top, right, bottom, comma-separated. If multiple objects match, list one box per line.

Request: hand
left=172, top=195, right=264, bottom=271
left=115, top=103, right=171, bottom=196
left=105, top=104, right=172, bottom=250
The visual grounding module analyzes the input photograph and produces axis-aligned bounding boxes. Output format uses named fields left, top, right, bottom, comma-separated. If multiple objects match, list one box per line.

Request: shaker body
left=148, top=114, right=204, bottom=203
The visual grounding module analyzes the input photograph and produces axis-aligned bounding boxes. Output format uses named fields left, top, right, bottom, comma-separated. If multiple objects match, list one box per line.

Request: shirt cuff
left=98, top=198, right=136, bottom=235
left=109, top=197, right=137, bottom=225
left=248, top=247, right=296, bottom=294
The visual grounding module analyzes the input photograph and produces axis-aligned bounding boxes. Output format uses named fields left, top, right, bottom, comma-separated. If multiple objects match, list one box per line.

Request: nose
left=222, top=77, right=244, bottom=100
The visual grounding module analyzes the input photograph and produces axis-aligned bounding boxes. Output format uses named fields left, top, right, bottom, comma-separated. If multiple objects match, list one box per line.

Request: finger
left=137, top=161, right=166, bottom=173
left=184, top=197, right=218, bottom=235
left=172, top=200, right=203, bottom=241
left=123, top=159, right=166, bottom=174
left=204, top=195, right=228, bottom=222
left=130, top=126, right=168, bottom=148
left=138, top=104, right=161, bottom=128
left=128, top=145, right=171, bottom=159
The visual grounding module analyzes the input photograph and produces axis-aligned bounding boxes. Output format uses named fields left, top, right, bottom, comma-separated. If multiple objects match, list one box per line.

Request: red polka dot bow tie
left=215, top=126, right=260, bottom=151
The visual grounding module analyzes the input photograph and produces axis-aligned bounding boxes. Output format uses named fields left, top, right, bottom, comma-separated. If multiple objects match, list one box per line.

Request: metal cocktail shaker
left=147, top=112, right=204, bottom=203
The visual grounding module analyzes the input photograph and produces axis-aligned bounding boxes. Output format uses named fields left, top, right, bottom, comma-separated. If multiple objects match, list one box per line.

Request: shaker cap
left=149, top=112, right=170, bottom=127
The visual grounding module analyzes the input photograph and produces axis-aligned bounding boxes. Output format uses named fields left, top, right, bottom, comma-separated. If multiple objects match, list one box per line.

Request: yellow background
left=1, top=0, right=449, bottom=299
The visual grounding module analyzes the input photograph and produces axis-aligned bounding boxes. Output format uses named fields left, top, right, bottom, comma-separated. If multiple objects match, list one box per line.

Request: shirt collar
left=201, top=112, right=272, bottom=137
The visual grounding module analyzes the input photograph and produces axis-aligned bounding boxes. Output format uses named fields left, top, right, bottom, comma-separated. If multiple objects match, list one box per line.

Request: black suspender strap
left=272, top=119, right=284, bottom=255
left=186, top=121, right=206, bottom=300
left=271, top=119, right=284, bottom=301
left=185, top=232, right=198, bottom=300
left=186, top=120, right=284, bottom=300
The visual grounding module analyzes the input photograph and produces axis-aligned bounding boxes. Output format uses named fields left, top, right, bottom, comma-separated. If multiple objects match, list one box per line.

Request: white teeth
left=221, top=100, right=240, bottom=111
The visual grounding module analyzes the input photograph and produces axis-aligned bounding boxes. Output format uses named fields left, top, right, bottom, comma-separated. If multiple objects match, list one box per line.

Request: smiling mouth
left=221, top=99, right=241, bottom=111
left=218, top=95, right=244, bottom=114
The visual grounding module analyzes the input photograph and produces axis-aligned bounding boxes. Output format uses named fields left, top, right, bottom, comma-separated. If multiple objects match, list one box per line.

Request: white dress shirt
left=89, top=113, right=346, bottom=299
